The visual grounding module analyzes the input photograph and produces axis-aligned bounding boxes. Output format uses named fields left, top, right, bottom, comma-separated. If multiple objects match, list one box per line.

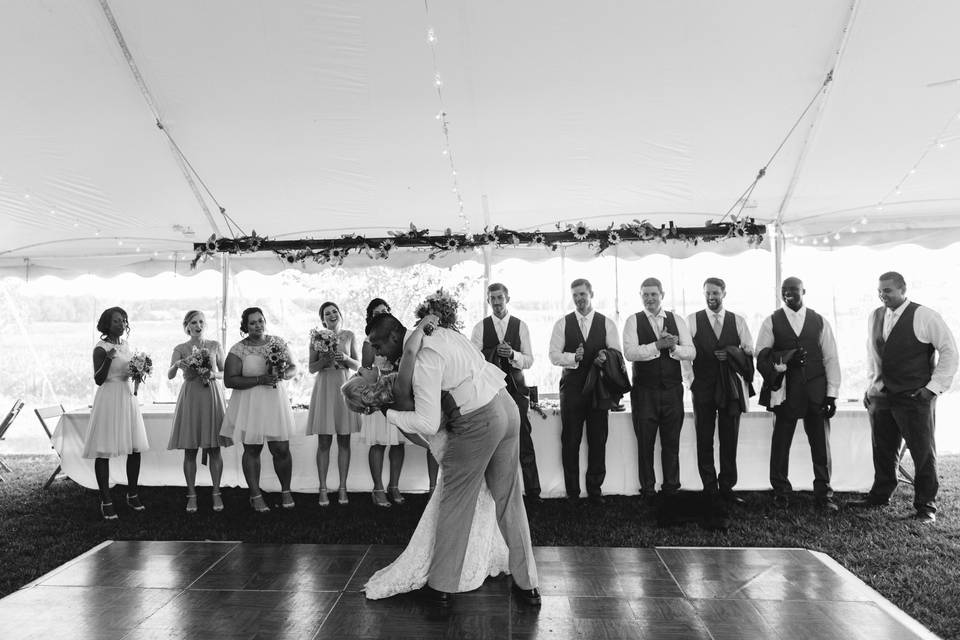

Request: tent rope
left=718, top=70, right=834, bottom=223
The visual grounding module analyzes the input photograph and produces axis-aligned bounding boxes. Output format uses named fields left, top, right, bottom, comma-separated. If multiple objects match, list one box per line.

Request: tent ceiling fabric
left=2, top=1, right=959, bottom=278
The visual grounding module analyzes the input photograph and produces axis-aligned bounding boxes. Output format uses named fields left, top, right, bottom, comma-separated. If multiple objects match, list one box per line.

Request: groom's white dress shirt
left=387, top=327, right=506, bottom=438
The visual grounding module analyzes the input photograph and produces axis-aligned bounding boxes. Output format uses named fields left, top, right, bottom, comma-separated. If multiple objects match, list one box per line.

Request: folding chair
left=0, top=399, right=25, bottom=480
left=896, top=441, right=914, bottom=486
left=34, top=404, right=66, bottom=489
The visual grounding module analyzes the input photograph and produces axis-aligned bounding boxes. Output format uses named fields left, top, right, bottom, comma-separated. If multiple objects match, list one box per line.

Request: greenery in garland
left=192, top=218, right=765, bottom=269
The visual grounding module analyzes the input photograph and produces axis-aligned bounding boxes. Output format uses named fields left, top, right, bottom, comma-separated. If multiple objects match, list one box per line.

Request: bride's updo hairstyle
left=341, top=373, right=395, bottom=414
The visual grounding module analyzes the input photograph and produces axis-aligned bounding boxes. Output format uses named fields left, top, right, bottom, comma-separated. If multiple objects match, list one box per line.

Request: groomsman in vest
left=686, top=277, right=754, bottom=504
left=471, top=282, right=542, bottom=503
left=755, top=276, right=841, bottom=511
left=549, top=278, right=621, bottom=504
left=623, top=277, right=695, bottom=503
left=850, top=272, right=957, bottom=522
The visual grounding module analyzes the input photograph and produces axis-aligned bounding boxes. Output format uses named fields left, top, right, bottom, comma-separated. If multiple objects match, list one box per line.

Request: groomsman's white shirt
left=469, top=314, right=535, bottom=370
left=548, top=310, right=621, bottom=369
left=865, top=298, right=958, bottom=396
left=387, top=327, right=506, bottom=438
left=681, top=308, right=754, bottom=387
left=754, top=305, right=841, bottom=398
left=622, top=309, right=696, bottom=362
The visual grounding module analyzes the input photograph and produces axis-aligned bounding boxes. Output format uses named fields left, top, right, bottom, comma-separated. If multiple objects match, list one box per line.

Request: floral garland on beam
left=191, top=218, right=765, bottom=268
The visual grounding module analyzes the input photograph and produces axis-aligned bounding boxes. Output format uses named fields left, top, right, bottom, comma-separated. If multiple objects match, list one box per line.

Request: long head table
left=52, top=403, right=873, bottom=496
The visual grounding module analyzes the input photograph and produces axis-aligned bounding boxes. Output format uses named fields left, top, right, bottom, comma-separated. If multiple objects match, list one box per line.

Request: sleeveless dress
left=220, top=336, right=297, bottom=444
left=306, top=330, right=360, bottom=436
left=167, top=340, right=231, bottom=451
left=364, top=432, right=509, bottom=599
left=82, top=340, right=150, bottom=459
left=359, top=346, right=401, bottom=445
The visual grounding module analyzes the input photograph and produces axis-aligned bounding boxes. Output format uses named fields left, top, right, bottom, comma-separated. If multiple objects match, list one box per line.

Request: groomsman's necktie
left=580, top=316, right=589, bottom=339
left=713, top=313, right=723, bottom=339
left=883, top=310, right=895, bottom=340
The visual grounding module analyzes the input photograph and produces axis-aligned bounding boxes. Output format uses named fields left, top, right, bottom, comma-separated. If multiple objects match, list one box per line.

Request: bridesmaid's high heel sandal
left=281, top=491, right=295, bottom=510
left=126, top=494, right=146, bottom=512
left=249, top=494, right=270, bottom=513
left=338, top=488, right=349, bottom=505
left=185, top=494, right=198, bottom=513
left=387, top=486, right=405, bottom=505
left=211, top=491, right=224, bottom=512
left=100, top=502, right=118, bottom=521
left=372, top=489, right=391, bottom=508
left=318, top=489, right=330, bottom=507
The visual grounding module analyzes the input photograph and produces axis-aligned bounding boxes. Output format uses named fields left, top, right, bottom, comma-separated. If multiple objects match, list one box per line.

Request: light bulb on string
left=135, top=246, right=141, bottom=252
left=811, top=237, right=818, bottom=245
left=937, top=141, right=946, bottom=149
left=117, top=239, right=123, bottom=246
left=861, top=217, right=868, bottom=225
left=426, top=27, right=436, bottom=43
left=834, top=232, right=841, bottom=240
left=850, top=226, right=857, bottom=234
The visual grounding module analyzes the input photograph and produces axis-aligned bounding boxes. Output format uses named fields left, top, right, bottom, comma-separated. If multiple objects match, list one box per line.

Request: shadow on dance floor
left=0, top=541, right=936, bottom=639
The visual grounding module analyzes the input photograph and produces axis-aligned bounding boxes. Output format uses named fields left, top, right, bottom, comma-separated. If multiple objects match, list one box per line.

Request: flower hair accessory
left=415, top=289, right=462, bottom=335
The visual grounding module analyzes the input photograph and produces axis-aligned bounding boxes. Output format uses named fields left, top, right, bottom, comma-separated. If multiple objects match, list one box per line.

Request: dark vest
left=631, top=311, right=682, bottom=389
left=559, top=312, right=607, bottom=393
left=872, top=302, right=935, bottom=394
left=771, top=307, right=826, bottom=408
left=691, top=310, right=740, bottom=397
left=481, top=315, right=528, bottom=395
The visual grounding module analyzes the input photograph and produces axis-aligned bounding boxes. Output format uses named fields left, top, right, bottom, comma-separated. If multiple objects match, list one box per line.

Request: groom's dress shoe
left=512, top=583, right=542, bottom=607
left=416, top=585, right=452, bottom=607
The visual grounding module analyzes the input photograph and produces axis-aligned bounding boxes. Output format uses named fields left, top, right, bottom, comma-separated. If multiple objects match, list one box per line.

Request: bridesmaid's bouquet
left=184, top=346, right=213, bottom=386
left=415, top=289, right=462, bottom=335
left=265, top=337, right=290, bottom=388
left=128, top=351, right=153, bottom=396
left=310, top=327, right=339, bottom=354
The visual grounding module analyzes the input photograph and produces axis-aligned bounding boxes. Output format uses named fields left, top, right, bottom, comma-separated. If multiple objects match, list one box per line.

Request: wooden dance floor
left=0, top=541, right=936, bottom=640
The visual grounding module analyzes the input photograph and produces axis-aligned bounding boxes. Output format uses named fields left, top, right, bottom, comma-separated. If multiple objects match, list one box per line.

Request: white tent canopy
left=2, top=0, right=959, bottom=278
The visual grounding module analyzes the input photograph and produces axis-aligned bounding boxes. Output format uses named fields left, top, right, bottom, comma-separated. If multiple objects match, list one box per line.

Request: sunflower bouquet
left=128, top=351, right=153, bottom=396
left=265, top=337, right=291, bottom=388
left=415, top=289, right=462, bottom=335
left=183, top=346, right=213, bottom=386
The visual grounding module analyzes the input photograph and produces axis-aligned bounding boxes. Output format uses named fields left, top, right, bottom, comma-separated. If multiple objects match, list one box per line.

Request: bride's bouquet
left=310, top=327, right=339, bottom=354
left=265, top=337, right=290, bottom=388
left=128, top=351, right=153, bottom=396
left=183, top=345, right=213, bottom=386
left=415, top=289, right=463, bottom=335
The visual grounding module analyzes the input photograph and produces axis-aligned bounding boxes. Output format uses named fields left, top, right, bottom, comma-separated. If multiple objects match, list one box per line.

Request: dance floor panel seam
left=0, top=541, right=937, bottom=640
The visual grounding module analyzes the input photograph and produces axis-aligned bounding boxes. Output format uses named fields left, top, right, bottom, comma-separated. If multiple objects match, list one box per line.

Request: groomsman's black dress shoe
left=641, top=493, right=658, bottom=508
left=566, top=495, right=580, bottom=506
left=848, top=495, right=890, bottom=508
left=816, top=497, right=840, bottom=513
left=416, top=585, right=452, bottom=607
left=588, top=495, right=606, bottom=506
left=910, top=511, right=936, bottom=524
left=524, top=494, right=543, bottom=505
left=720, top=492, right=746, bottom=506
left=512, top=583, right=542, bottom=607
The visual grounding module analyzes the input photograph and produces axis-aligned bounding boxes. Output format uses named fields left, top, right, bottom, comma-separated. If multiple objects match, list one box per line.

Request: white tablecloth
left=52, top=403, right=874, bottom=495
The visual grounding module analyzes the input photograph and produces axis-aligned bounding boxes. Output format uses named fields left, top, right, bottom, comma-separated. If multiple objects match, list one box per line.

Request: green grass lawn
left=2, top=453, right=959, bottom=639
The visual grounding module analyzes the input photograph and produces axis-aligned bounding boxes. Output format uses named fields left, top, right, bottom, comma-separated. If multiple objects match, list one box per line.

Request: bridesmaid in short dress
left=306, top=301, right=360, bottom=506
left=166, top=310, right=231, bottom=513
left=221, top=307, right=297, bottom=513
left=82, top=306, right=150, bottom=520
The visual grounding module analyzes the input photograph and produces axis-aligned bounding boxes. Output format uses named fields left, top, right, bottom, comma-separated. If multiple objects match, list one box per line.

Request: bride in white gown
left=342, top=316, right=511, bottom=600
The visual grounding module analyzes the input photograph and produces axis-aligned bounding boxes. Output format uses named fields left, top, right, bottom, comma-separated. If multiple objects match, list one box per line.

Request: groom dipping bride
left=341, top=311, right=541, bottom=607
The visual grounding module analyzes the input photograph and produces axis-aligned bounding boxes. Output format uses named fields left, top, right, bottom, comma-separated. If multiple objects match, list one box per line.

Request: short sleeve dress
left=167, top=340, right=231, bottom=450
left=306, top=329, right=361, bottom=436
left=82, top=340, right=150, bottom=459
left=359, top=344, right=401, bottom=445
left=220, top=336, right=297, bottom=444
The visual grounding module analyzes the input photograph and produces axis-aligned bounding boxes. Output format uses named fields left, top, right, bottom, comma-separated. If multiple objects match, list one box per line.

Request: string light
left=424, top=4, right=470, bottom=233
left=794, top=102, right=960, bottom=245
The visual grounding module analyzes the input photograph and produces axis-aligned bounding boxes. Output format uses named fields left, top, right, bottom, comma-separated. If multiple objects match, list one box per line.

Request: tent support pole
left=220, top=254, right=229, bottom=349
left=774, top=223, right=784, bottom=309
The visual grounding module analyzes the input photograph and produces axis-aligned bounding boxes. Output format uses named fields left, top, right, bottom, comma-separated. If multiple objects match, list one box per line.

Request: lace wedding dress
left=364, top=432, right=510, bottom=599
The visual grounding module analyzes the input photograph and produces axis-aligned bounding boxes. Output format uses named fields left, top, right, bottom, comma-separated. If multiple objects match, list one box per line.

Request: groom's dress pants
left=429, top=388, right=539, bottom=592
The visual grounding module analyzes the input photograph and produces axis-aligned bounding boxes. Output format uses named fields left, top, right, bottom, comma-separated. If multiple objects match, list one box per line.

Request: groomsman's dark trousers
left=512, top=392, right=541, bottom=498
left=632, top=385, right=684, bottom=495
left=692, top=394, right=741, bottom=494
left=770, top=402, right=833, bottom=498
left=866, top=392, right=938, bottom=514
left=559, top=391, right=608, bottom=497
